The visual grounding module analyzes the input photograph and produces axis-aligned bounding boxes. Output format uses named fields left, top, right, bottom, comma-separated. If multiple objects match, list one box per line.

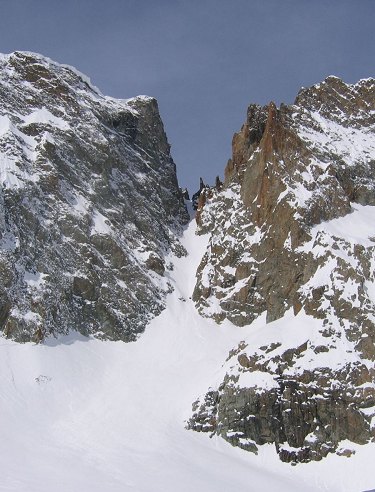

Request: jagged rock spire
left=189, top=77, right=375, bottom=462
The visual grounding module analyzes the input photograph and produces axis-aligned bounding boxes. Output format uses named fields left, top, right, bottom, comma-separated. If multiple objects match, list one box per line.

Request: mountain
left=1, top=52, right=374, bottom=489
left=0, top=51, right=188, bottom=343
left=188, top=76, right=375, bottom=462
left=5, top=217, right=373, bottom=492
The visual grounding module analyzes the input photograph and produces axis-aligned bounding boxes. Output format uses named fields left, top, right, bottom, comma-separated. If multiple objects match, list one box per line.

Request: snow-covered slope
left=1, top=218, right=374, bottom=492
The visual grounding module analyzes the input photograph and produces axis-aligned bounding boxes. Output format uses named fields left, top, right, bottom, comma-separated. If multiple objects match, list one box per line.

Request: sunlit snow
left=1, top=219, right=374, bottom=492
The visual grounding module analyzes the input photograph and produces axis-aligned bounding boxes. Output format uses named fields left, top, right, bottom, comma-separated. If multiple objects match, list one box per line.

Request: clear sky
left=0, top=0, right=374, bottom=193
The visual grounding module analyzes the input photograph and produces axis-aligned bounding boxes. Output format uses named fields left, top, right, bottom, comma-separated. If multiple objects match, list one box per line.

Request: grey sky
left=0, top=0, right=374, bottom=192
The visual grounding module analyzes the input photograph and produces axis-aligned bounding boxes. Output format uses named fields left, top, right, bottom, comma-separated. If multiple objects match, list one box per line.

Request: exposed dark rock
left=192, top=177, right=209, bottom=210
left=0, top=51, right=189, bottom=342
left=145, top=254, right=165, bottom=276
left=187, top=340, right=375, bottom=462
left=189, top=77, right=375, bottom=461
left=180, top=187, right=190, bottom=200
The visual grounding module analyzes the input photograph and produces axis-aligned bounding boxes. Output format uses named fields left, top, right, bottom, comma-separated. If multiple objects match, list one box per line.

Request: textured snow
left=24, top=271, right=47, bottom=289
left=236, top=369, right=279, bottom=391
left=297, top=110, right=375, bottom=167
left=23, top=108, right=69, bottom=130
left=0, top=114, right=12, bottom=135
left=60, top=62, right=103, bottom=95
left=221, top=307, right=364, bottom=378
left=0, top=112, right=47, bottom=189
left=310, top=203, right=375, bottom=248
left=0, top=155, right=24, bottom=188
left=91, top=210, right=112, bottom=236
left=1, top=219, right=374, bottom=492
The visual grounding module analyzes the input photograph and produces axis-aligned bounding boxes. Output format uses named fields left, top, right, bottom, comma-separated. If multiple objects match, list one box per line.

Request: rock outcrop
left=189, top=76, right=375, bottom=461
left=0, top=51, right=189, bottom=342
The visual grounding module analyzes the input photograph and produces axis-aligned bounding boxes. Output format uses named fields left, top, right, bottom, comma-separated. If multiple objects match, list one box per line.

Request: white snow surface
left=23, top=108, right=69, bottom=130
left=297, top=109, right=375, bottom=168
left=310, top=203, right=375, bottom=248
left=1, top=219, right=374, bottom=492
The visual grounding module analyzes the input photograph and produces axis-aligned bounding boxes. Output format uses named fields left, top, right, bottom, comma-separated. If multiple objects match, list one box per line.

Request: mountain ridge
left=0, top=52, right=374, bottom=482
left=189, top=75, right=375, bottom=462
left=0, top=51, right=188, bottom=342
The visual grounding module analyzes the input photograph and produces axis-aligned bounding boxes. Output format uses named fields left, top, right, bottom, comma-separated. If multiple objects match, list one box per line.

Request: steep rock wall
left=189, top=77, right=375, bottom=461
left=0, top=51, right=189, bottom=342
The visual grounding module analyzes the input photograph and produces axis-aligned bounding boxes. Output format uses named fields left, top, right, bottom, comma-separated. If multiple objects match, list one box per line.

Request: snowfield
left=0, top=218, right=374, bottom=492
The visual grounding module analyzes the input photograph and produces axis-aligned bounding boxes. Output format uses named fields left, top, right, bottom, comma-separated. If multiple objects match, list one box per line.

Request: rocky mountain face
left=188, top=77, right=375, bottom=462
left=1, top=52, right=374, bottom=465
left=0, top=51, right=188, bottom=342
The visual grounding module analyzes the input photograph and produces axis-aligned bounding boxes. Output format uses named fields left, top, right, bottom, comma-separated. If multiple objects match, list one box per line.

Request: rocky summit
left=188, top=77, right=375, bottom=462
left=0, top=51, right=188, bottom=342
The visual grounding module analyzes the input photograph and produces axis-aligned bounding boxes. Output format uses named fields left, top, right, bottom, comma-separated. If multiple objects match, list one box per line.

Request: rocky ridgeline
left=0, top=51, right=188, bottom=342
left=188, top=77, right=375, bottom=461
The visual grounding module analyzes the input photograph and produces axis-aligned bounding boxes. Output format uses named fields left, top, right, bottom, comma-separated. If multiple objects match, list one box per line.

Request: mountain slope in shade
left=0, top=51, right=188, bottom=342
left=189, top=77, right=375, bottom=462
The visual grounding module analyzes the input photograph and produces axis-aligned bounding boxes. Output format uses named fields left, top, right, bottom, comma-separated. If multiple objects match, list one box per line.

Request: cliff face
left=0, top=51, right=188, bottom=342
left=194, top=76, right=375, bottom=326
left=189, top=77, right=375, bottom=462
